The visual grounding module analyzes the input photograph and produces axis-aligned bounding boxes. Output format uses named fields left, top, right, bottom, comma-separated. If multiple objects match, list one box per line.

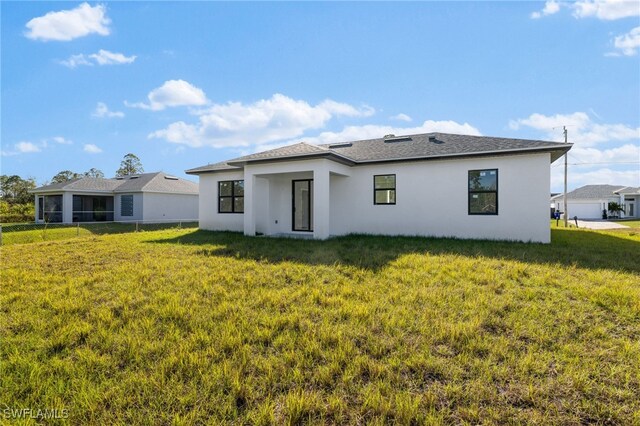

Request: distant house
left=31, top=172, right=198, bottom=224
left=551, top=185, right=640, bottom=219
left=186, top=132, right=571, bottom=243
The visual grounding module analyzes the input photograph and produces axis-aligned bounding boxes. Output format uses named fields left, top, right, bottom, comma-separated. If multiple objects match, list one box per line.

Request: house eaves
left=349, top=144, right=572, bottom=166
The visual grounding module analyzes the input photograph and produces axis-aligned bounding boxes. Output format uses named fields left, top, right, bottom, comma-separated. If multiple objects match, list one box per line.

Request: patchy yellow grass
left=1, top=228, right=639, bottom=424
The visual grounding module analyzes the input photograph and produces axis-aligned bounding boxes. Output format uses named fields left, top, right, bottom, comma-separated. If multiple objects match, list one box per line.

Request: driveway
left=575, top=220, right=629, bottom=230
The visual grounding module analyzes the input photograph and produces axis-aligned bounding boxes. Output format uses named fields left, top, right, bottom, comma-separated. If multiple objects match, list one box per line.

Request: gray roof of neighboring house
left=32, top=172, right=198, bottom=194
left=614, top=186, right=640, bottom=195
left=32, top=177, right=122, bottom=192
left=551, top=184, right=627, bottom=200
left=186, top=132, right=571, bottom=174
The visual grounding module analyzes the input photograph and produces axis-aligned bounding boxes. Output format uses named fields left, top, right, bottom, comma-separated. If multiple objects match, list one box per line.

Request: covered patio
left=242, top=158, right=351, bottom=240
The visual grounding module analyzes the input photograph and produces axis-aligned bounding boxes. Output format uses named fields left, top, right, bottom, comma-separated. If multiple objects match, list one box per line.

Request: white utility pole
left=563, top=126, right=568, bottom=228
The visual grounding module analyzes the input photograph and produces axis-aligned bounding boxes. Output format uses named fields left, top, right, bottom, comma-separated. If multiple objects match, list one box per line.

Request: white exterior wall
left=142, top=193, right=198, bottom=222
left=195, top=153, right=552, bottom=243
left=198, top=171, right=245, bottom=231
left=330, top=153, right=551, bottom=242
left=114, top=193, right=144, bottom=221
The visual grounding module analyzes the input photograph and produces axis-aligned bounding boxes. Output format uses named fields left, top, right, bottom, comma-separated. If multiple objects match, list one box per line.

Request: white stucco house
left=187, top=132, right=571, bottom=243
left=31, top=172, right=198, bottom=224
left=551, top=185, right=640, bottom=220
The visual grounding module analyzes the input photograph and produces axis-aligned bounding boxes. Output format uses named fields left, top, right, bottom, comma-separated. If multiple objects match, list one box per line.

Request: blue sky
left=1, top=1, right=639, bottom=192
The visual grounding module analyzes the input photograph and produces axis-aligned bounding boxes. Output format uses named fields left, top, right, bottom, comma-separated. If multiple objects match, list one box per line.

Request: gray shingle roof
left=185, top=161, right=241, bottom=174
left=614, top=186, right=640, bottom=195
left=134, top=172, right=198, bottom=194
left=186, top=132, right=571, bottom=174
left=32, top=172, right=198, bottom=194
left=551, top=184, right=627, bottom=200
left=320, top=133, right=568, bottom=162
left=228, top=142, right=330, bottom=163
left=33, top=178, right=122, bottom=192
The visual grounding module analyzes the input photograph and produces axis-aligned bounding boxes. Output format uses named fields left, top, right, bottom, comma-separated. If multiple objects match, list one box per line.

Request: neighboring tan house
left=186, top=132, right=571, bottom=243
left=31, top=172, right=198, bottom=224
left=551, top=185, right=640, bottom=219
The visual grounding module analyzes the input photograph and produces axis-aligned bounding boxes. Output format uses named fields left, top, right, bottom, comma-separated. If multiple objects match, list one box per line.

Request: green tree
left=51, top=170, right=81, bottom=184
left=0, top=175, right=36, bottom=204
left=608, top=201, right=624, bottom=215
left=84, top=168, right=105, bottom=178
left=116, top=153, right=144, bottom=177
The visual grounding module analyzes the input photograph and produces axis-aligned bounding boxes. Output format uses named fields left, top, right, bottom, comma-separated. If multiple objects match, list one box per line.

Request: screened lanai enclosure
left=72, top=195, right=114, bottom=222
left=37, top=195, right=115, bottom=222
left=37, top=195, right=63, bottom=223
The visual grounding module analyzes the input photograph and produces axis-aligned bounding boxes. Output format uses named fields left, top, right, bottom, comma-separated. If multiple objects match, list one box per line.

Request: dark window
left=469, top=169, right=498, bottom=215
left=38, top=196, right=44, bottom=221
left=374, top=174, right=396, bottom=205
left=43, top=195, right=63, bottom=222
left=121, top=195, right=134, bottom=217
left=219, top=180, right=244, bottom=213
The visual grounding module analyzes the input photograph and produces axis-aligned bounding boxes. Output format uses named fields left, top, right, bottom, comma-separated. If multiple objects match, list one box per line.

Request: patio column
left=62, top=192, right=73, bottom=224
left=244, top=173, right=256, bottom=236
left=313, top=167, right=330, bottom=240
left=34, top=194, right=39, bottom=223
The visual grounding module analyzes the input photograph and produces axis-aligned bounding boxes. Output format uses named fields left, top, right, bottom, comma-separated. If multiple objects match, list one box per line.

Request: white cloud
left=608, top=26, right=640, bottom=56
left=149, top=93, right=377, bottom=147
left=60, top=50, right=136, bottom=68
left=1, top=137, right=75, bottom=156
left=317, top=100, right=375, bottom=117
left=570, top=143, right=640, bottom=165
left=83, top=144, right=103, bottom=154
left=551, top=166, right=640, bottom=190
left=513, top=111, right=640, bottom=191
left=509, top=112, right=640, bottom=146
left=16, top=141, right=41, bottom=153
left=126, top=80, right=208, bottom=111
left=25, top=3, right=110, bottom=41
left=532, top=0, right=639, bottom=20
left=531, top=0, right=561, bottom=19
left=60, top=54, right=94, bottom=68
left=89, top=49, right=136, bottom=65
left=52, top=136, right=73, bottom=144
left=288, top=121, right=482, bottom=147
left=572, top=0, right=640, bottom=20
left=92, top=102, right=124, bottom=118
left=390, top=113, right=413, bottom=122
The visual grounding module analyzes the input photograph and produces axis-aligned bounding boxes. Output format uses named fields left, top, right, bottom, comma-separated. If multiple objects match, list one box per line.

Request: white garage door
left=567, top=203, right=602, bottom=219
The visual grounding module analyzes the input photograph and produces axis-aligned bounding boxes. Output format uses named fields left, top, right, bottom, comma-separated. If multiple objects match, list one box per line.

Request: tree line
left=0, top=153, right=144, bottom=223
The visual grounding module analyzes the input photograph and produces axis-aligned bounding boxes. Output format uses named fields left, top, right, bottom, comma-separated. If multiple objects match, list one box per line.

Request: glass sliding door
left=292, top=179, right=313, bottom=232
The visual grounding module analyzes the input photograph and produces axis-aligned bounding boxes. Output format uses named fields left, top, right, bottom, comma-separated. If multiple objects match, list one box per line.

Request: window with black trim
left=468, top=169, right=498, bottom=215
left=374, top=174, right=396, bottom=205
left=218, top=180, right=244, bottom=213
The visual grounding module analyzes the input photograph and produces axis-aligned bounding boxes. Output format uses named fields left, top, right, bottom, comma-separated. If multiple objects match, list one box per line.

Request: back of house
left=187, top=132, right=571, bottom=243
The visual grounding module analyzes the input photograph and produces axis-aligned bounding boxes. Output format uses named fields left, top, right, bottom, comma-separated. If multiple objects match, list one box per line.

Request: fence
left=0, top=220, right=198, bottom=246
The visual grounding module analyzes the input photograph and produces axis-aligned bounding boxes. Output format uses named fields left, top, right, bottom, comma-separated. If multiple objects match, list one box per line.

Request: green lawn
left=615, top=220, right=640, bottom=229
left=1, top=227, right=639, bottom=424
left=1, top=222, right=198, bottom=245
